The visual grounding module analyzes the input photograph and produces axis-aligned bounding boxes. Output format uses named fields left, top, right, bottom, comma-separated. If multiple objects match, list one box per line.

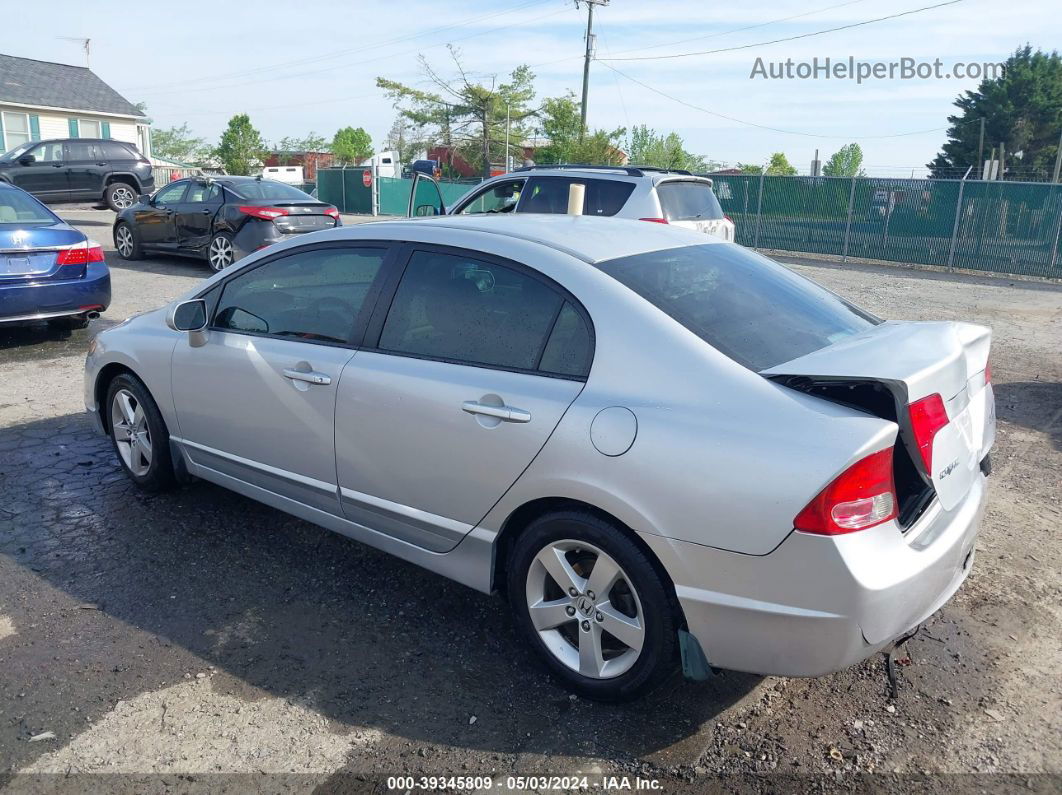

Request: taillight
left=56, top=244, right=105, bottom=266
left=984, top=361, right=991, bottom=385
left=238, top=206, right=289, bottom=220
left=324, top=206, right=340, bottom=219
left=724, top=215, right=733, bottom=223
left=908, top=393, right=949, bottom=473
left=794, top=447, right=897, bottom=535
left=639, top=217, right=668, bottom=224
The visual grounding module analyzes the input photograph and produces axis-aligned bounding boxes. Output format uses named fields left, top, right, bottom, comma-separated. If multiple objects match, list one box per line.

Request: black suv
left=0, top=138, right=154, bottom=211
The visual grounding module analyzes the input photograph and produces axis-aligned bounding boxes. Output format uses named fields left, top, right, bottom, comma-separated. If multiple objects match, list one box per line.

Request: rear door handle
left=462, top=400, right=531, bottom=423
left=283, top=368, right=332, bottom=385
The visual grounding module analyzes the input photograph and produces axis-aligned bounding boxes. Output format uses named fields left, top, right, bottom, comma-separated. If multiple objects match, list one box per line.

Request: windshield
left=230, top=180, right=314, bottom=201
left=657, top=181, right=724, bottom=221
left=0, top=189, right=59, bottom=226
left=1, top=142, right=36, bottom=161
left=597, top=244, right=877, bottom=371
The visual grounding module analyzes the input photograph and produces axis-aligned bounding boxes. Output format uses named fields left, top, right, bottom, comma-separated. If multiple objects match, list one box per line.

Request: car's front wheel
left=507, top=511, right=678, bottom=701
left=114, top=222, right=142, bottom=260
left=105, top=182, right=138, bottom=212
left=106, top=374, right=176, bottom=492
left=207, top=232, right=235, bottom=272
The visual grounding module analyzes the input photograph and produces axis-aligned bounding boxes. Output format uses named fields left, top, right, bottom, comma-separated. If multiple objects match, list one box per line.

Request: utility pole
left=1052, top=128, right=1062, bottom=184
left=578, top=0, right=608, bottom=140
left=976, top=117, right=985, bottom=179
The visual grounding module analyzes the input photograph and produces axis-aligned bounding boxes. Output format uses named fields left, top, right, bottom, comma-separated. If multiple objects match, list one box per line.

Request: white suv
left=412, top=165, right=735, bottom=242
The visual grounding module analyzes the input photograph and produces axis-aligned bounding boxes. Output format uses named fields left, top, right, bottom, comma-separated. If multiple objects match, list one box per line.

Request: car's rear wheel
left=105, top=182, right=138, bottom=212
left=507, top=511, right=678, bottom=701
left=207, top=232, right=235, bottom=271
left=106, top=374, right=176, bottom=492
left=114, top=222, right=142, bottom=260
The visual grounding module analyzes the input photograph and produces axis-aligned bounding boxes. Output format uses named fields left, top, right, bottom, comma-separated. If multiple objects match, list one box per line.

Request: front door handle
left=462, top=400, right=531, bottom=423
left=283, top=368, right=331, bottom=385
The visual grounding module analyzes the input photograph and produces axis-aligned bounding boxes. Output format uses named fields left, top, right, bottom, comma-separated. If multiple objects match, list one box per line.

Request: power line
left=123, top=0, right=553, bottom=92
left=603, top=0, right=875, bottom=57
left=597, top=60, right=981, bottom=140
left=598, top=0, right=967, bottom=62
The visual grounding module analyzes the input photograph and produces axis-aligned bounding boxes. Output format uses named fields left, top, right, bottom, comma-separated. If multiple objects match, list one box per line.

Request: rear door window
left=378, top=250, right=585, bottom=375
left=517, top=177, right=634, bottom=216
left=657, top=181, right=724, bottom=221
left=597, top=244, right=876, bottom=371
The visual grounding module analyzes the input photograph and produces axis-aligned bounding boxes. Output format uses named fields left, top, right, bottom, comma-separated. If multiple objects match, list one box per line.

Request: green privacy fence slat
left=317, top=170, right=478, bottom=216
left=712, top=175, right=1062, bottom=279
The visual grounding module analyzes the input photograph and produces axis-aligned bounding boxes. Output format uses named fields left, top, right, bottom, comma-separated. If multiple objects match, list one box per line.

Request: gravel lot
left=1, top=210, right=1060, bottom=792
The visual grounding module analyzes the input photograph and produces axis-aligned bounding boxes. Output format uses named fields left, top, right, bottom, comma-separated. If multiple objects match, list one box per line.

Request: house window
left=2, top=112, right=30, bottom=152
left=79, top=119, right=102, bottom=138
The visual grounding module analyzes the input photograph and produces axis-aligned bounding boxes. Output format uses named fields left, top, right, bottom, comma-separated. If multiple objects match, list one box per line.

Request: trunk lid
left=240, top=200, right=339, bottom=234
left=0, top=224, right=88, bottom=282
left=763, top=321, right=994, bottom=517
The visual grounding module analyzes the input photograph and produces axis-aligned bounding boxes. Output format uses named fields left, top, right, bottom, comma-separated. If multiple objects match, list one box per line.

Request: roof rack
left=511, top=164, right=693, bottom=177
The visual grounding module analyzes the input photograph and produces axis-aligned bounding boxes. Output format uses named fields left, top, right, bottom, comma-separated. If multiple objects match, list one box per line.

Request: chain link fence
left=712, top=175, right=1062, bottom=279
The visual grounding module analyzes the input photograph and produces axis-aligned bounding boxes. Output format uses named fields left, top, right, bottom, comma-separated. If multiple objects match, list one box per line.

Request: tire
left=105, top=374, right=176, bottom=492
left=47, top=314, right=90, bottom=331
left=507, top=510, right=679, bottom=701
left=105, top=181, right=138, bottom=212
left=114, top=222, right=143, bottom=260
left=207, top=232, right=235, bottom=272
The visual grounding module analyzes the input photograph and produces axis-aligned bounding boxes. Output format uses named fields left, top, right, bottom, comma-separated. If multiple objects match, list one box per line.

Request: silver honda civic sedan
left=84, top=215, right=994, bottom=700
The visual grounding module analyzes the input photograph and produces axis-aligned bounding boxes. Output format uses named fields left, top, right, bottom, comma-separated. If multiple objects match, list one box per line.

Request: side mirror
left=138, top=193, right=151, bottom=205
left=18, top=155, right=35, bottom=166
left=167, top=299, right=207, bottom=332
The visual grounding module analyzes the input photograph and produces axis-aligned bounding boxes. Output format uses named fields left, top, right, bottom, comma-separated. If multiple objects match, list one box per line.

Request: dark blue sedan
left=0, top=182, right=110, bottom=329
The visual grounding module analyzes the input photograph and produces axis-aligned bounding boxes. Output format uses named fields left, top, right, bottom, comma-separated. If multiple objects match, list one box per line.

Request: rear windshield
left=0, top=189, right=58, bottom=225
left=229, top=180, right=313, bottom=201
left=657, top=181, right=724, bottom=221
left=597, top=244, right=877, bottom=371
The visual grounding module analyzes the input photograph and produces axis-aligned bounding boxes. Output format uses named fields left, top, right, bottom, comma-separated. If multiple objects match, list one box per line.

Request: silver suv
left=412, top=165, right=735, bottom=242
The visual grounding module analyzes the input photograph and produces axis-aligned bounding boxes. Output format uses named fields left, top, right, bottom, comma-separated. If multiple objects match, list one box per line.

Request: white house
left=0, top=53, right=150, bottom=156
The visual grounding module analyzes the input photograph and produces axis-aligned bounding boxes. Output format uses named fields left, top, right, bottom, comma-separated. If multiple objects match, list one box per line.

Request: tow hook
left=883, top=625, right=921, bottom=699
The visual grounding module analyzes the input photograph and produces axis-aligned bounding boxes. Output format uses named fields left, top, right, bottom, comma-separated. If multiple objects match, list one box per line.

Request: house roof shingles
left=0, top=54, right=144, bottom=118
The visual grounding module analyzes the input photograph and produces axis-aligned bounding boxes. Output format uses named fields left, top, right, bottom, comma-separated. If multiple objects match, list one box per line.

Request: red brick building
left=261, top=151, right=334, bottom=181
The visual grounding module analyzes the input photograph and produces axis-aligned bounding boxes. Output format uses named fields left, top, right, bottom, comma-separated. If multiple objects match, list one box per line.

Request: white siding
left=0, top=103, right=143, bottom=150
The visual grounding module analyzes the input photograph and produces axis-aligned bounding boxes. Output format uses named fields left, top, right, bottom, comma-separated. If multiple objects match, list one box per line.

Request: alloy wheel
left=525, top=540, right=645, bottom=679
left=208, top=236, right=234, bottom=271
left=116, top=225, right=134, bottom=257
left=111, top=185, right=136, bottom=209
left=110, top=388, right=152, bottom=477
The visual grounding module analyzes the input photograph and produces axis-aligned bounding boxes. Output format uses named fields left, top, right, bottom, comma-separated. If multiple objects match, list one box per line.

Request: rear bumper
left=0, top=263, right=110, bottom=322
left=642, top=473, right=987, bottom=677
left=231, top=219, right=342, bottom=261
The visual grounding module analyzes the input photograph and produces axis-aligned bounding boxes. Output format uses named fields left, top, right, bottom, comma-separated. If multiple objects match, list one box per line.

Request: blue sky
left=4, top=0, right=1057, bottom=175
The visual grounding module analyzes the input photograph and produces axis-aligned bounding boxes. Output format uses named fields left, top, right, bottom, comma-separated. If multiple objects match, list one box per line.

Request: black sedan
left=112, top=176, right=341, bottom=271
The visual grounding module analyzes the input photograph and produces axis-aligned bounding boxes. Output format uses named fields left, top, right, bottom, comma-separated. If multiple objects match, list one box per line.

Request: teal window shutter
left=29, top=115, right=41, bottom=141
left=101, top=121, right=111, bottom=139
left=68, top=118, right=79, bottom=138
left=0, top=114, right=5, bottom=148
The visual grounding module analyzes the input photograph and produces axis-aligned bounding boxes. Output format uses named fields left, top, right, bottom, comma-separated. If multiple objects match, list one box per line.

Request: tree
left=378, top=46, right=537, bottom=176
left=275, top=133, right=329, bottom=165
left=384, top=116, right=425, bottom=167
left=625, top=125, right=707, bottom=171
left=737, top=163, right=764, bottom=175
left=331, top=127, right=374, bottom=165
left=823, top=143, right=866, bottom=177
left=765, top=152, right=798, bottom=176
left=150, top=122, right=208, bottom=164
left=928, top=46, right=1062, bottom=179
left=534, top=93, right=625, bottom=165
left=215, top=114, right=265, bottom=176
